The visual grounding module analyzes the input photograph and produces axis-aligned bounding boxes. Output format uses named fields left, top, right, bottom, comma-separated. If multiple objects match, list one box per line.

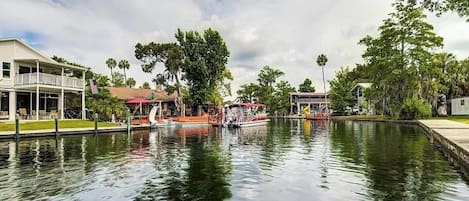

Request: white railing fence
left=15, top=73, right=84, bottom=89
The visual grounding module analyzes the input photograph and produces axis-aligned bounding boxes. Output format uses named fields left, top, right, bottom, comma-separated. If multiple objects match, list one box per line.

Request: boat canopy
left=228, top=103, right=266, bottom=108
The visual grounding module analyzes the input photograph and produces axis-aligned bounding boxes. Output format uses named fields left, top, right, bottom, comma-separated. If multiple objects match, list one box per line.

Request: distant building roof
left=107, top=87, right=177, bottom=102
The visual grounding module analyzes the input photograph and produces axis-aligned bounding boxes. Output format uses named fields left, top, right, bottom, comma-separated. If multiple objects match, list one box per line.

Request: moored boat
left=210, top=103, right=269, bottom=128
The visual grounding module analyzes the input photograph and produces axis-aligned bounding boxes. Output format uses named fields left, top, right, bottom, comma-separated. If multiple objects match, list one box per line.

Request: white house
left=0, top=38, right=87, bottom=120
left=351, top=83, right=373, bottom=114
left=289, top=92, right=329, bottom=115
left=451, top=97, right=469, bottom=115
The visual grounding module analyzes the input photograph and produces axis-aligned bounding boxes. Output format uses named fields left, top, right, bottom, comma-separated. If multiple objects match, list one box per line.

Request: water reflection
left=0, top=120, right=468, bottom=201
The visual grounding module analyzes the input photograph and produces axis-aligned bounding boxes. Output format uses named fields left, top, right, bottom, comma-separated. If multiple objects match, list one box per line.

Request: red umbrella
left=126, top=98, right=151, bottom=116
left=126, top=98, right=151, bottom=104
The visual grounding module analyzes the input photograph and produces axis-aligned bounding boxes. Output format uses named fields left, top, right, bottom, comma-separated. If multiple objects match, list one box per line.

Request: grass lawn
left=0, top=120, right=119, bottom=132
left=430, top=116, right=469, bottom=124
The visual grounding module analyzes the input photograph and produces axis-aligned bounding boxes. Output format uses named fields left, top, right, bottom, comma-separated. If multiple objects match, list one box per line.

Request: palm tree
left=105, top=58, right=117, bottom=84
left=126, top=77, right=136, bottom=88
left=316, top=54, right=328, bottom=113
left=118, top=60, right=130, bottom=83
left=152, top=73, right=166, bottom=90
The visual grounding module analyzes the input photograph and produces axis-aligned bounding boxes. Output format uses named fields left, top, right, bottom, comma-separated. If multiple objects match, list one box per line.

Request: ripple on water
left=0, top=121, right=469, bottom=201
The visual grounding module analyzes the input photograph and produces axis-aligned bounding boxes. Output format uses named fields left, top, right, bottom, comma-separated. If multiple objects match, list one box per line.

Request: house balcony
left=15, top=73, right=84, bottom=90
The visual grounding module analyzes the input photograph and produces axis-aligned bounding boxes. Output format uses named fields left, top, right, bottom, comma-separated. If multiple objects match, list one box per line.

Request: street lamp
left=316, top=54, right=328, bottom=115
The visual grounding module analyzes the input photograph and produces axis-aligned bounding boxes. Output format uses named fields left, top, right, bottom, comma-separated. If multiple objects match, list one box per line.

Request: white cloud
left=0, top=0, right=468, bottom=100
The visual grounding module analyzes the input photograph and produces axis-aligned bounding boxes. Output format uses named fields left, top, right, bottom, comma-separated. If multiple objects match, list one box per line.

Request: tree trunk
left=110, top=68, right=113, bottom=86
left=123, top=68, right=127, bottom=86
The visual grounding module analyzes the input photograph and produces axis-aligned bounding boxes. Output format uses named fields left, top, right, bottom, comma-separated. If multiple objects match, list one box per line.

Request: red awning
left=126, top=98, right=151, bottom=104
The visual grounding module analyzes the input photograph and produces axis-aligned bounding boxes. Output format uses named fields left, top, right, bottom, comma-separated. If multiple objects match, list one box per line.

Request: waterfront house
left=107, top=87, right=177, bottom=116
left=289, top=92, right=329, bottom=115
left=351, top=83, right=373, bottom=114
left=451, top=97, right=469, bottom=115
left=0, top=38, right=87, bottom=120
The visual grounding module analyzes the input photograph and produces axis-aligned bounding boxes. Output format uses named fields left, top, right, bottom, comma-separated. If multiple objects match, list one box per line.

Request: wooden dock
left=418, top=120, right=469, bottom=179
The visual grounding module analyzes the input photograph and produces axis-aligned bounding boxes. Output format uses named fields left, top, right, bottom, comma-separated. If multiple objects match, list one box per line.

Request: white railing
left=15, top=73, right=84, bottom=89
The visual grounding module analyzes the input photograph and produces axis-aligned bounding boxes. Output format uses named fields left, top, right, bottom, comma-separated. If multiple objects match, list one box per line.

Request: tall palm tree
left=126, top=77, right=136, bottom=88
left=105, top=58, right=117, bottom=84
left=317, top=54, right=328, bottom=113
left=118, top=60, right=130, bottom=83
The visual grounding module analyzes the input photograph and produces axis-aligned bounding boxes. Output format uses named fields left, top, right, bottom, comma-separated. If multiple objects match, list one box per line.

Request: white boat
left=222, top=103, right=270, bottom=128
left=149, top=105, right=176, bottom=128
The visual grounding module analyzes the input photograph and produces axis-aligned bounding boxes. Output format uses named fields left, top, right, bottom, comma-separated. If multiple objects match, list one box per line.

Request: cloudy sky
left=1, top=0, right=468, bottom=99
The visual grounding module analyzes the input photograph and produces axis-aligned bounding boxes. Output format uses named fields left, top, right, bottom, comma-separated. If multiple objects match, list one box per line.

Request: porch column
left=81, top=71, right=86, bottom=120
left=297, top=102, right=300, bottom=115
left=60, top=67, right=64, bottom=120
left=59, top=89, right=64, bottom=119
left=8, top=91, right=16, bottom=121
left=29, top=92, right=32, bottom=118
left=36, top=87, right=39, bottom=120
left=36, top=60, right=39, bottom=120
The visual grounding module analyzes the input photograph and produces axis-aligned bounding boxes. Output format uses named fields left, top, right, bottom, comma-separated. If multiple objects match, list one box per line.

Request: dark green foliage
left=140, top=82, right=151, bottom=89
left=111, top=72, right=126, bottom=87
left=126, top=77, right=136, bottom=88
left=357, top=2, right=443, bottom=116
left=418, top=0, right=469, bottom=21
left=271, top=81, right=296, bottom=115
left=236, top=66, right=294, bottom=115
left=329, top=67, right=355, bottom=112
left=399, top=98, right=432, bottom=120
left=135, top=28, right=230, bottom=108
left=298, top=78, right=315, bottom=92
left=236, top=83, right=259, bottom=103
left=175, top=28, right=230, bottom=106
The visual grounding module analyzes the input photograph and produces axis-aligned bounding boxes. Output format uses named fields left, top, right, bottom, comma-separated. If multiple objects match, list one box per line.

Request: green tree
left=271, top=81, right=296, bottom=115
left=316, top=54, right=329, bottom=112
left=126, top=77, right=136, bottom=88
left=106, top=58, right=117, bottom=84
left=175, top=28, right=230, bottom=106
left=358, top=2, right=443, bottom=117
left=140, top=81, right=151, bottom=89
left=111, top=72, right=126, bottom=87
left=236, top=83, right=259, bottom=103
left=329, top=67, right=355, bottom=112
left=298, top=78, right=315, bottom=92
left=135, top=42, right=184, bottom=114
left=118, top=60, right=130, bottom=83
left=256, top=65, right=285, bottom=110
left=210, top=69, right=233, bottom=106
left=418, top=0, right=469, bottom=21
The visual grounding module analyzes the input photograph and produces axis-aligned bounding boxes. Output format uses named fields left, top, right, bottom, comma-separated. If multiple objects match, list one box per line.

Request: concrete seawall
left=417, top=120, right=469, bottom=179
left=0, top=125, right=152, bottom=140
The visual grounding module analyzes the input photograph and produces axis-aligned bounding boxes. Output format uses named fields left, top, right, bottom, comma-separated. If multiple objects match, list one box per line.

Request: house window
left=2, top=62, right=10, bottom=78
left=461, top=100, right=465, bottom=106
left=358, top=88, right=363, bottom=97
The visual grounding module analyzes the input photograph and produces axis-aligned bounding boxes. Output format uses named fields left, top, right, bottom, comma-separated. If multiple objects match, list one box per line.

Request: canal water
left=0, top=120, right=468, bottom=201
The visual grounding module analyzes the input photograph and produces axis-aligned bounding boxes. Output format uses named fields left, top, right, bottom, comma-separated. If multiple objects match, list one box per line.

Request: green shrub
left=399, top=98, right=431, bottom=120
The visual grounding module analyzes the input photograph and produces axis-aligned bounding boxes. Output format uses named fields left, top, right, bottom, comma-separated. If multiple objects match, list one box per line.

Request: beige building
left=0, top=38, right=87, bottom=120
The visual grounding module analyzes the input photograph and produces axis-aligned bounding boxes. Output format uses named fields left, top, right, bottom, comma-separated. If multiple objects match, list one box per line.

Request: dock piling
left=15, top=114, right=19, bottom=141
left=55, top=118, right=59, bottom=138
left=94, top=113, right=98, bottom=135
left=127, top=116, right=131, bottom=134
